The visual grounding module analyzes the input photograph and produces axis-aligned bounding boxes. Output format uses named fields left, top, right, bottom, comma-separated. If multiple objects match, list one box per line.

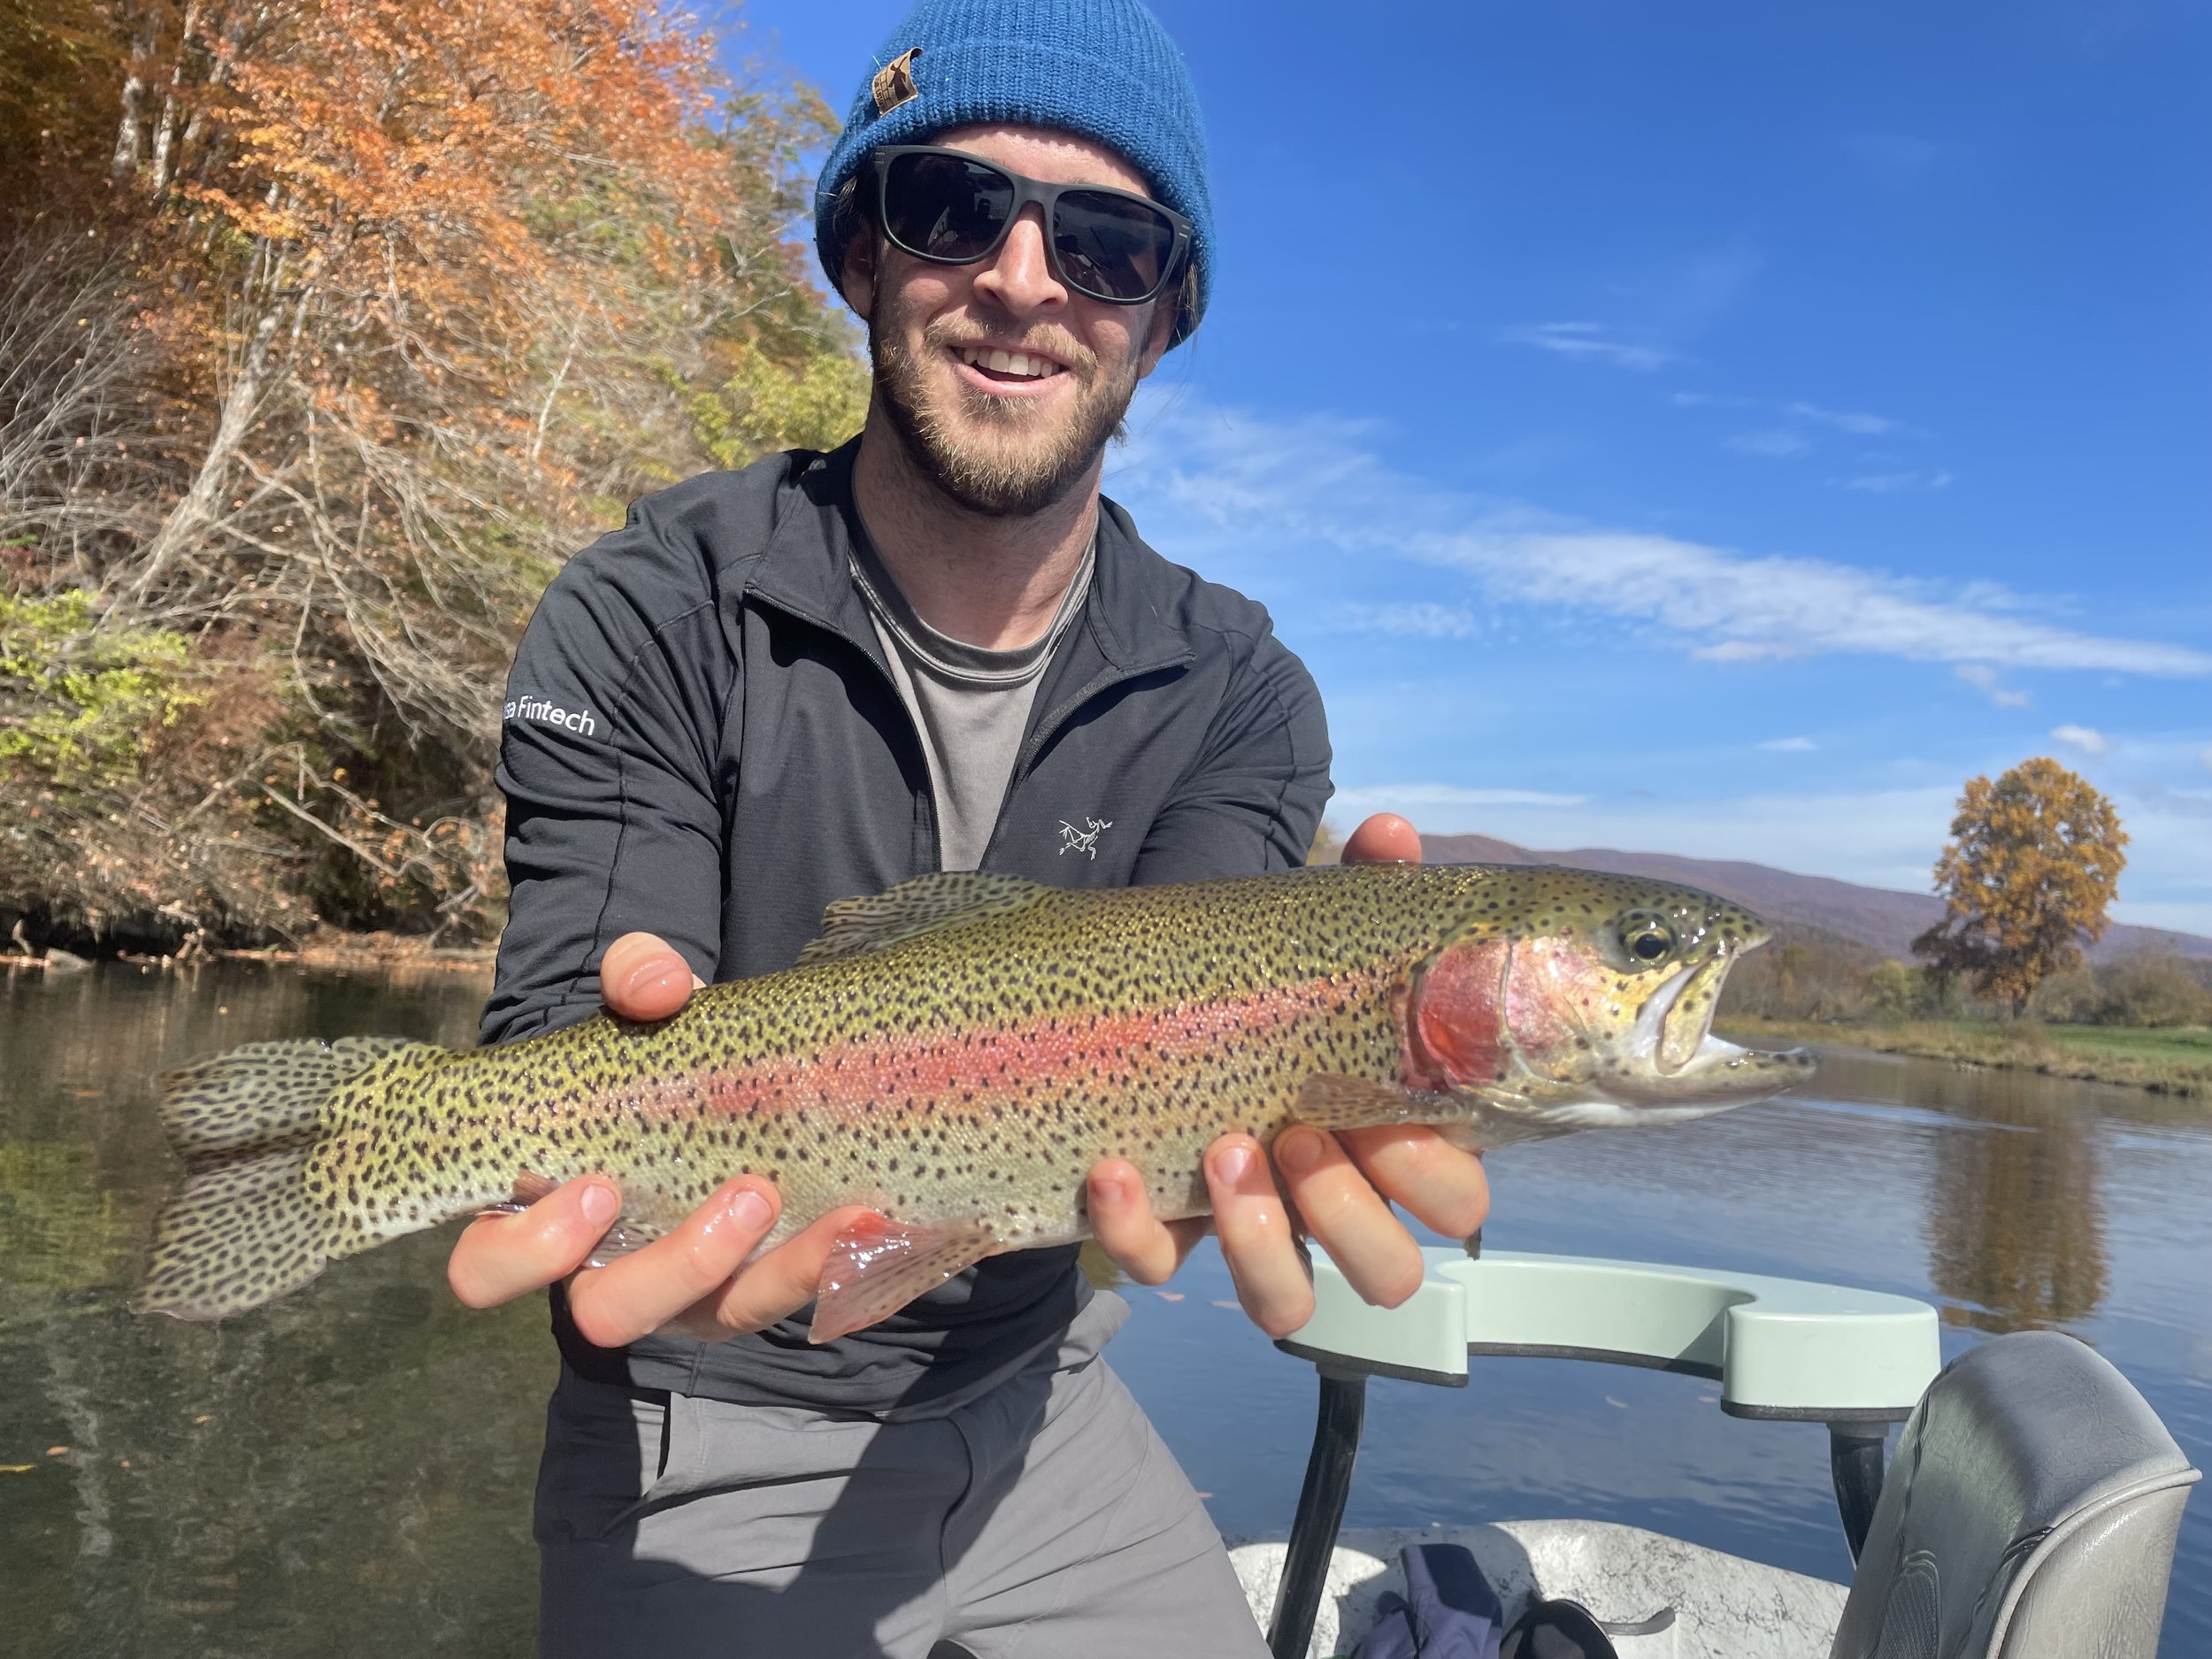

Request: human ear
left=838, top=234, right=880, bottom=319
left=1133, top=295, right=1178, bottom=380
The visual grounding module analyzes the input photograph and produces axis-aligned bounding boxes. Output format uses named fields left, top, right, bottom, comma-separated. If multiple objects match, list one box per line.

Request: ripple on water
left=2, top=968, right=2205, bottom=1657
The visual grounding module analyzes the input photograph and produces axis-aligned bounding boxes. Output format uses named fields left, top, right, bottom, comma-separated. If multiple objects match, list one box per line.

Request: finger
left=1204, top=1133, right=1312, bottom=1339
left=564, top=1179, right=780, bottom=1348
left=1087, top=1160, right=1189, bottom=1285
left=1342, top=813, right=1421, bottom=864
left=673, top=1203, right=882, bottom=1341
left=1272, top=1127, right=1427, bottom=1309
left=1336, top=1125, right=1492, bottom=1240
left=449, top=1175, right=621, bottom=1309
left=602, top=931, right=702, bottom=1022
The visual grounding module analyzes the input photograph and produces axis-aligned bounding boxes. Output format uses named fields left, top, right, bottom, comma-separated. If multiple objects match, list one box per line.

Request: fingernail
left=622, top=956, right=683, bottom=999
left=580, top=1183, right=619, bottom=1227
left=728, top=1189, right=772, bottom=1232
left=1215, top=1143, right=1255, bottom=1185
left=1276, top=1130, right=1324, bottom=1175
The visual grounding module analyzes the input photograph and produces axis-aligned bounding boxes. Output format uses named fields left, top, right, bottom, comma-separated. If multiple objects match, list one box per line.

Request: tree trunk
left=110, top=7, right=159, bottom=181
left=148, top=1, right=201, bottom=196
left=179, top=1, right=248, bottom=171
left=121, top=287, right=288, bottom=606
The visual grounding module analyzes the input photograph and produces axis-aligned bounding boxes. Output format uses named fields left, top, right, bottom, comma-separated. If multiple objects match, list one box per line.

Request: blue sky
left=737, top=2, right=2212, bottom=934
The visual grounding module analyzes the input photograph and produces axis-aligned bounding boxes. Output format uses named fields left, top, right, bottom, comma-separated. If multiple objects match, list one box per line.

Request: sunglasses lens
left=1053, top=190, right=1178, bottom=302
left=882, top=152, right=1013, bottom=262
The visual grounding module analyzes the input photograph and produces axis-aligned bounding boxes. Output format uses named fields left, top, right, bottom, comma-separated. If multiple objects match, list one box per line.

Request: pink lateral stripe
left=644, top=970, right=1391, bottom=1124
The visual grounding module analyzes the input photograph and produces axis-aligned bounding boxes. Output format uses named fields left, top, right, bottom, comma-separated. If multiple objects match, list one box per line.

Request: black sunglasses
left=866, top=145, right=1192, bottom=306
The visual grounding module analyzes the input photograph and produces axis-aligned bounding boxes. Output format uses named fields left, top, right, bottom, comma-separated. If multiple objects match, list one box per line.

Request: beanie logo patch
left=872, top=48, right=922, bottom=116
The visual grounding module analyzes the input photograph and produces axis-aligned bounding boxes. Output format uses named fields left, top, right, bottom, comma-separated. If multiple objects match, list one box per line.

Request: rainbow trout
left=137, top=864, right=1813, bottom=1340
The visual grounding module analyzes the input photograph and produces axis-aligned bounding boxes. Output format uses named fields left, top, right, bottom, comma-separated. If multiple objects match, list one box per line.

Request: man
left=447, top=3, right=1490, bottom=1654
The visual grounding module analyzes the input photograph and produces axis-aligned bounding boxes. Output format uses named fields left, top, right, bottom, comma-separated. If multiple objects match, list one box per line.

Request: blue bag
left=1349, top=1542, right=1505, bottom=1659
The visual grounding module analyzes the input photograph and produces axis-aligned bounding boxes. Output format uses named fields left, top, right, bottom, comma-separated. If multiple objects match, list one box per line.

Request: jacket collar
left=745, top=438, right=1194, bottom=678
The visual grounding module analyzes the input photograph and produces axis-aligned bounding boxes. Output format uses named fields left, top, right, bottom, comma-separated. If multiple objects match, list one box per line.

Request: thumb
left=602, top=931, right=701, bottom=1021
left=1343, top=813, right=1421, bottom=865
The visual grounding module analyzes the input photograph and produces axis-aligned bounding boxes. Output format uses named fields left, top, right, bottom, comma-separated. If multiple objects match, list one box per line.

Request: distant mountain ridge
left=1395, top=833, right=2212, bottom=964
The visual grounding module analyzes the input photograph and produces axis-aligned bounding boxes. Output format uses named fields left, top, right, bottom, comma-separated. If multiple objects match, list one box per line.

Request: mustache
left=921, top=314, right=1098, bottom=377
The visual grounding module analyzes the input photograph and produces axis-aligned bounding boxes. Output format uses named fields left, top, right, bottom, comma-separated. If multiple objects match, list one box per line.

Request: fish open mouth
left=1617, top=939, right=1815, bottom=1101
left=1628, top=955, right=1716, bottom=1075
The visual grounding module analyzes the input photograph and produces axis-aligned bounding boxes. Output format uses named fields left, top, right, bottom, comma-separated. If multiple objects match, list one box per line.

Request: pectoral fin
left=1293, top=1074, right=1573, bottom=1152
left=1293, top=1073, right=1463, bottom=1130
left=809, top=1218, right=998, bottom=1344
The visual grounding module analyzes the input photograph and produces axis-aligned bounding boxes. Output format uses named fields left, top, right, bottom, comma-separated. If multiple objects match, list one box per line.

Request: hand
left=1087, top=811, right=1492, bottom=1338
left=447, top=931, right=880, bottom=1345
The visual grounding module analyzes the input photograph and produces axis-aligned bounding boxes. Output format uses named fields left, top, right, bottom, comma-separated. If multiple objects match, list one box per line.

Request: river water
left=2, top=963, right=2206, bottom=1657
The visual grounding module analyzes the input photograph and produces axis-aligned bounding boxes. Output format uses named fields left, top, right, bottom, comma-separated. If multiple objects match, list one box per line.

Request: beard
left=869, top=290, right=1145, bottom=518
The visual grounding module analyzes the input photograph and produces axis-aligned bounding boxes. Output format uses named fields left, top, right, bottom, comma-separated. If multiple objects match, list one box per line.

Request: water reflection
left=0, top=970, right=2204, bottom=1658
left=1, top=962, right=550, bottom=1659
left=1923, top=1069, right=2110, bottom=1334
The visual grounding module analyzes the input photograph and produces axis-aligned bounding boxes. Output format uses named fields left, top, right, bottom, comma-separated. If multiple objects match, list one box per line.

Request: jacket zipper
left=976, top=650, right=1192, bottom=869
left=749, top=590, right=944, bottom=872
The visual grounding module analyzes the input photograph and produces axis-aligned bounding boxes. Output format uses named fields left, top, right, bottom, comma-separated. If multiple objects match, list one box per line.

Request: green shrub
left=2035, top=955, right=2212, bottom=1027
left=0, top=590, right=202, bottom=790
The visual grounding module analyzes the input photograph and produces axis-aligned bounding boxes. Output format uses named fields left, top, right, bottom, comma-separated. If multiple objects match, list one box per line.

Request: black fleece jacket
left=479, top=441, right=1332, bottom=1414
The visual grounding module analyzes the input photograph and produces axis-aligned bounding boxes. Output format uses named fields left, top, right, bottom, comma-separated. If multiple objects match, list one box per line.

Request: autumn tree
left=1, top=0, right=866, bottom=944
left=1913, top=757, right=2129, bottom=1014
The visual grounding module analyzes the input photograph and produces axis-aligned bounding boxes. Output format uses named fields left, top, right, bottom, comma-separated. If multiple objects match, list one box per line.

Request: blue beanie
left=815, top=0, right=1213, bottom=344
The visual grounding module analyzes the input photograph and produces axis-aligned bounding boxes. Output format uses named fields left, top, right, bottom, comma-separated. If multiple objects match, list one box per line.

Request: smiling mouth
left=952, top=343, right=1068, bottom=384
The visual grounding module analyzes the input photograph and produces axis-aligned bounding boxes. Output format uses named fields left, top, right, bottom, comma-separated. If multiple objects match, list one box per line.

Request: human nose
left=968, top=205, right=1066, bottom=316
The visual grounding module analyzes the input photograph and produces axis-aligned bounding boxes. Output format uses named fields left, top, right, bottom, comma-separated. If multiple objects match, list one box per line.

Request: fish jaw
left=1602, top=1025, right=1817, bottom=1106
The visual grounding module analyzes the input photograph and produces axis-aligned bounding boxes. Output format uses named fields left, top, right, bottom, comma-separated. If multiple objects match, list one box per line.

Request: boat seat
left=1827, top=1328, right=2200, bottom=1659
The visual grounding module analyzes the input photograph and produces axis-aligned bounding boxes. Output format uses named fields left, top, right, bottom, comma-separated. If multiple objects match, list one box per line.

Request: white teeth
left=957, top=345, right=1059, bottom=379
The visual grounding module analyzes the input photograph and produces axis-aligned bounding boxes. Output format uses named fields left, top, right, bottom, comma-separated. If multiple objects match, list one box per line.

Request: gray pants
left=534, top=1342, right=1269, bottom=1658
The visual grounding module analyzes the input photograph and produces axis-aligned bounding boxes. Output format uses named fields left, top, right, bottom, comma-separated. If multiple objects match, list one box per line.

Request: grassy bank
left=1721, top=1017, right=2212, bottom=1099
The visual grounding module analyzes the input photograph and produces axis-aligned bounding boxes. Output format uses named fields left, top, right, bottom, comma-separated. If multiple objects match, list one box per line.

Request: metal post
left=1267, top=1370, right=1368, bottom=1659
left=1829, top=1422, right=1888, bottom=1564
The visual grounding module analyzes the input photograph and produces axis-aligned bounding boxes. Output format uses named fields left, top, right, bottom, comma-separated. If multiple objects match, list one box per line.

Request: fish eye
left=1617, top=910, right=1678, bottom=967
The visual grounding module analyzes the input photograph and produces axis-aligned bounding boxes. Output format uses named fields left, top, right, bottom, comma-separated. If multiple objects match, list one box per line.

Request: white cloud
left=1420, top=527, right=2207, bottom=675
left=1830, top=469, right=1953, bottom=494
left=2051, top=724, right=2111, bottom=754
left=1111, top=396, right=2212, bottom=680
left=1694, top=641, right=1797, bottom=664
left=1787, top=400, right=1904, bottom=437
left=1955, top=664, right=2032, bottom=708
left=1725, top=428, right=1813, bottom=459
left=1677, top=392, right=1917, bottom=442
left=1758, top=736, right=1817, bottom=751
left=1335, top=603, right=1479, bottom=640
left=2202, top=746, right=2212, bottom=776
left=1499, top=322, right=1674, bottom=372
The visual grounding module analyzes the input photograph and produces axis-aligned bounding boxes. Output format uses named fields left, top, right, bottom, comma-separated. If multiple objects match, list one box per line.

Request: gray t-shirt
left=850, top=530, right=1095, bottom=872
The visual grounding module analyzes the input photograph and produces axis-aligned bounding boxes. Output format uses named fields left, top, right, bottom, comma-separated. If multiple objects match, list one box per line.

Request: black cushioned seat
left=1830, top=1329, right=2199, bottom=1659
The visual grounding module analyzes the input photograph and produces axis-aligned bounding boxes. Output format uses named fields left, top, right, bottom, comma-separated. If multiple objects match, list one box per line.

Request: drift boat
left=1227, top=1247, right=2200, bottom=1658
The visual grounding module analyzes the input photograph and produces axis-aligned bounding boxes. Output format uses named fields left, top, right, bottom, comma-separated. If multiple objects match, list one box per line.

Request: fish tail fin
left=135, top=1036, right=426, bottom=1320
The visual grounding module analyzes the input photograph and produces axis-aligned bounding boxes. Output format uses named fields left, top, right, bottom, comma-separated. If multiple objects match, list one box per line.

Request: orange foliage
left=2, top=0, right=864, bottom=944
left=1914, top=757, right=2130, bottom=1013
